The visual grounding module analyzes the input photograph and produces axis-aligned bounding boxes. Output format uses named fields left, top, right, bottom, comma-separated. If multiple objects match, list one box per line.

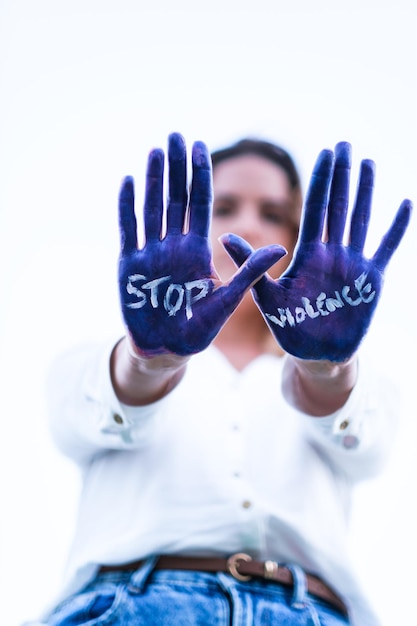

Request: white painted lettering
left=126, top=274, right=211, bottom=319
left=126, top=274, right=147, bottom=309
left=265, top=273, right=376, bottom=330
left=341, top=285, right=362, bottom=306
left=302, top=297, right=320, bottom=319
left=295, top=307, right=306, bottom=323
left=164, top=283, right=185, bottom=316
left=355, top=272, right=376, bottom=303
left=325, top=291, right=344, bottom=313
left=142, top=276, right=172, bottom=308
left=316, top=292, right=330, bottom=316
left=184, top=279, right=210, bottom=320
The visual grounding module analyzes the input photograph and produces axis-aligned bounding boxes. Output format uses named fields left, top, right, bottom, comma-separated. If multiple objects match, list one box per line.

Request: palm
left=254, top=243, right=384, bottom=361
left=223, top=142, right=412, bottom=361
left=118, top=133, right=286, bottom=356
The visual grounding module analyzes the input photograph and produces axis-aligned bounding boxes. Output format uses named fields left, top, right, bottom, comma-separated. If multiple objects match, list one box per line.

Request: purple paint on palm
left=118, top=133, right=286, bottom=356
left=222, top=142, right=412, bottom=361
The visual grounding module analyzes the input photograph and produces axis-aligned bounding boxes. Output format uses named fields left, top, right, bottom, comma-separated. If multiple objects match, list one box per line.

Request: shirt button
left=113, top=413, right=124, bottom=424
left=339, top=419, right=349, bottom=430
left=242, top=500, right=252, bottom=509
left=343, top=435, right=359, bottom=449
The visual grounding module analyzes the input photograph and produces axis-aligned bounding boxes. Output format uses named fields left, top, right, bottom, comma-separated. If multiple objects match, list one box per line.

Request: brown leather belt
left=99, top=553, right=348, bottom=616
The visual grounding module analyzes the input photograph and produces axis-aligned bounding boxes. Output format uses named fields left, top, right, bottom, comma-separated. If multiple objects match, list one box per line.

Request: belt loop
left=127, top=556, right=158, bottom=594
left=287, top=564, right=321, bottom=626
left=287, top=564, right=307, bottom=609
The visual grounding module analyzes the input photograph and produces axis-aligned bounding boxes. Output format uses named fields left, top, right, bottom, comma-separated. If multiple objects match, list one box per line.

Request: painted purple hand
left=221, top=142, right=413, bottom=361
left=118, top=133, right=286, bottom=356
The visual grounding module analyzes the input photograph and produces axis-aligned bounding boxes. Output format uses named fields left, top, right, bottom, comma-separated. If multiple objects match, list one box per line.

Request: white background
left=1, top=1, right=416, bottom=624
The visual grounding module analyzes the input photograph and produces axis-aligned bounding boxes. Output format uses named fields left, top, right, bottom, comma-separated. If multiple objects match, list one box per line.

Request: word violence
left=264, top=272, right=376, bottom=329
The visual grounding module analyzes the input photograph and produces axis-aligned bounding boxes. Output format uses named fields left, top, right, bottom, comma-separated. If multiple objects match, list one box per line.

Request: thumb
left=220, top=232, right=254, bottom=266
left=220, top=231, right=286, bottom=286
left=219, top=234, right=286, bottom=307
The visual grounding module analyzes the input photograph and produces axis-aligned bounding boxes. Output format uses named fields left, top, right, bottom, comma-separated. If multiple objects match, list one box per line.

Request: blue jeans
left=47, top=558, right=350, bottom=625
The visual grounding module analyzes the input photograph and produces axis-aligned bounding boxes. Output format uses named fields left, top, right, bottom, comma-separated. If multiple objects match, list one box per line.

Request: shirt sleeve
left=299, top=355, right=400, bottom=482
left=47, top=340, right=169, bottom=466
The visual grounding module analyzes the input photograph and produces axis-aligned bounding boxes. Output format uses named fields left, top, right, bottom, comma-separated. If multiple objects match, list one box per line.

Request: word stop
left=125, top=274, right=211, bottom=320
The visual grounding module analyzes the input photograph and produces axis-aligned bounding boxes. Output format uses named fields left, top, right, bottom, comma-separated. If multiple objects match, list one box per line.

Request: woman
left=43, top=133, right=411, bottom=625
left=210, top=138, right=302, bottom=370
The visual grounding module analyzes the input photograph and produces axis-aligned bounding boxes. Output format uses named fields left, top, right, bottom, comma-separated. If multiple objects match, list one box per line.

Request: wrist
left=111, top=336, right=190, bottom=406
left=291, top=355, right=358, bottom=382
left=124, top=335, right=190, bottom=373
left=283, top=354, right=358, bottom=417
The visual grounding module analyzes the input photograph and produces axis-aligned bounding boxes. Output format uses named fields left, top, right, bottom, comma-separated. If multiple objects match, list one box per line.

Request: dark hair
left=211, top=137, right=301, bottom=192
left=211, top=137, right=302, bottom=233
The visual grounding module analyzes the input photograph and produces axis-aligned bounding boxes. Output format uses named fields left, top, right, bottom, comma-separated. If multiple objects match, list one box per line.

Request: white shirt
left=46, top=340, right=397, bottom=626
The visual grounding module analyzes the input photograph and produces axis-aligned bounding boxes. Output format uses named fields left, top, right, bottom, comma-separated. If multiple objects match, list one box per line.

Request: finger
left=372, top=199, right=413, bottom=271
left=167, top=132, right=188, bottom=233
left=222, top=244, right=287, bottom=306
left=299, top=149, right=334, bottom=243
left=143, top=148, right=165, bottom=242
left=189, top=140, right=213, bottom=237
left=327, top=142, right=352, bottom=244
left=119, top=176, right=138, bottom=254
left=349, top=159, right=375, bottom=252
left=220, top=232, right=254, bottom=267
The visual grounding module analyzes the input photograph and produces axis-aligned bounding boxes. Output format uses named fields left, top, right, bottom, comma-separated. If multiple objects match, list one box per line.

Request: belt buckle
left=226, top=552, right=253, bottom=581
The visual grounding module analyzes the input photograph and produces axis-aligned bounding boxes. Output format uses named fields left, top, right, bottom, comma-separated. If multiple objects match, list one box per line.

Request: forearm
left=282, top=354, right=358, bottom=417
left=110, top=337, right=190, bottom=406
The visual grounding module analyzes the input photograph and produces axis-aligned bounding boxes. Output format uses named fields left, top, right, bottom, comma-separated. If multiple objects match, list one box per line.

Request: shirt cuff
left=85, top=338, right=168, bottom=447
left=301, top=357, right=378, bottom=450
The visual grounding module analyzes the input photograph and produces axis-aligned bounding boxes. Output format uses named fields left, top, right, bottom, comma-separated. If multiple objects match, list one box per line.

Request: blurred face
left=211, top=154, right=299, bottom=282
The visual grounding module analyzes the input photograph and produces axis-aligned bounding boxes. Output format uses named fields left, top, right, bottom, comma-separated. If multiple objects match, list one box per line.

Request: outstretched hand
left=118, top=133, right=286, bottom=356
left=222, top=142, right=412, bottom=361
